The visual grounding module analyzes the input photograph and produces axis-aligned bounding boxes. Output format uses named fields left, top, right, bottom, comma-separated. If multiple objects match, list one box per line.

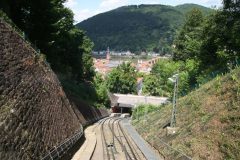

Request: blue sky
left=64, top=0, right=222, bottom=23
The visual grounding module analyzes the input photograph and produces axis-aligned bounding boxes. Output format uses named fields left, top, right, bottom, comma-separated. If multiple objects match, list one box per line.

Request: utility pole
left=144, top=95, right=149, bottom=125
left=168, top=74, right=179, bottom=127
left=136, top=100, right=139, bottom=121
left=137, top=106, right=139, bottom=120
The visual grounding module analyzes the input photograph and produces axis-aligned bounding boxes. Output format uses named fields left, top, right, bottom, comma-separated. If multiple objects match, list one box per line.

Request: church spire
left=106, top=47, right=110, bottom=60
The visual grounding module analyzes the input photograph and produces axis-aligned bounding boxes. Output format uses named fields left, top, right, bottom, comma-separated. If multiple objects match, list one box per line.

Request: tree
left=173, top=1, right=240, bottom=87
left=150, top=60, right=192, bottom=96
left=94, top=74, right=110, bottom=108
left=1, top=0, right=95, bottom=82
left=107, top=62, right=137, bottom=94
left=82, top=37, right=95, bottom=81
left=142, top=74, right=165, bottom=96
left=199, top=3, right=240, bottom=71
left=173, top=8, right=204, bottom=61
left=223, top=0, right=240, bottom=12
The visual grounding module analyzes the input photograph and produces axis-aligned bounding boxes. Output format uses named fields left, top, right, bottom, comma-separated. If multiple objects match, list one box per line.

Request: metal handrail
left=154, top=137, right=192, bottom=160
left=41, top=115, right=109, bottom=160
left=137, top=125, right=192, bottom=160
left=41, top=125, right=83, bottom=160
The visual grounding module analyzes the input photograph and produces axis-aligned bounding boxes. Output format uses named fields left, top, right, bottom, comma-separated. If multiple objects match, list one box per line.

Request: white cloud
left=100, top=0, right=128, bottom=11
left=202, top=0, right=222, bottom=6
left=64, top=0, right=77, bottom=8
left=64, top=0, right=129, bottom=23
left=64, top=0, right=96, bottom=23
left=75, top=9, right=95, bottom=22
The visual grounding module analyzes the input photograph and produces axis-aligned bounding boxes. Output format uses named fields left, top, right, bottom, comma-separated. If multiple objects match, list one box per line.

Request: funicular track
left=96, top=117, right=146, bottom=160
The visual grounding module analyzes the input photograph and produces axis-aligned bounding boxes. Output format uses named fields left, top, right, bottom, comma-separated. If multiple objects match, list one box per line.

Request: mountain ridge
left=76, top=4, right=213, bottom=52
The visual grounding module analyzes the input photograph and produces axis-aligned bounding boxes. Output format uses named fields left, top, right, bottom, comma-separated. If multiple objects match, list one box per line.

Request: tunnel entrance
left=112, top=105, right=133, bottom=115
left=109, top=93, right=168, bottom=117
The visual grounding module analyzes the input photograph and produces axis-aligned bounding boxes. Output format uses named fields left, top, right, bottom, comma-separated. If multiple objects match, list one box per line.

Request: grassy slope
left=133, top=67, right=240, bottom=159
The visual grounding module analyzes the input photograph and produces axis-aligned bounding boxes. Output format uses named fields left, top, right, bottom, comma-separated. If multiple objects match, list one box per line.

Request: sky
left=64, top=0, right=222, bottom=23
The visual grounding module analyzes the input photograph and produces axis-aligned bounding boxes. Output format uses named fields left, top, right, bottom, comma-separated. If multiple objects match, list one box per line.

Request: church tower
left=106, top=47, right=110, bottom=60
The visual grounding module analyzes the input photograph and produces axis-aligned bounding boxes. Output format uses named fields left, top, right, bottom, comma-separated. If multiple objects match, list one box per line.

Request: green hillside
left=76, top=4, right=212, bottom=52
left=175, top=3, right=214, bottom=15
left=132, top=67, right=240, bottom=159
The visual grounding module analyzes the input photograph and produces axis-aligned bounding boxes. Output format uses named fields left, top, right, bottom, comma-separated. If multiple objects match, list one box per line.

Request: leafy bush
left=107, top=62, right=137, bottom=94
left=143, top=59, right=195, bottom=97
left=132, top=104, right=162, bottom=120
left=94, top=74, right=110, bottom=108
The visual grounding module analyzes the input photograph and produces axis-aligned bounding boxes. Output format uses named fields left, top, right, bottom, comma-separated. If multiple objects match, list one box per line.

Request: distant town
left=93, top=48, right=171, bottom=75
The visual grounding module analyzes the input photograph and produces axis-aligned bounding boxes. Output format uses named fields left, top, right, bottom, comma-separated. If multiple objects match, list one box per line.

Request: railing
left=133, top=106, right=192, bottom=160
left=151, top=136, right=192, bottom=160
left=137, top=125, right=192, bottom=160
left=40, top=115, right=109, bottom=160
left=41, top=126, right=83, bottom=160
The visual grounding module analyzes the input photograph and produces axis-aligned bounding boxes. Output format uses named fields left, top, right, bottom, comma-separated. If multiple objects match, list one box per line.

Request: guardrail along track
left=41, top=127, right=83, bottom=160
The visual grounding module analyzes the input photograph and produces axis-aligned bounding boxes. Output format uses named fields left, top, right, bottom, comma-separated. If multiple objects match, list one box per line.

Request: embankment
left=133, top=68, right=240, bottom=159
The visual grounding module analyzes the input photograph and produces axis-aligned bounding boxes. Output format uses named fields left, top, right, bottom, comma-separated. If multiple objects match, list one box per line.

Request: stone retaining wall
left=0, top=19, right=108, bottom=160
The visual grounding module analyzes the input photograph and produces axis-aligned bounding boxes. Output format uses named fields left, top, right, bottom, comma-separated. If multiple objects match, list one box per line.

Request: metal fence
left=151, top=136, right=192, bottom=160
left=137, top=125, right=192, bottom=160
left=41, top=126, right=83, bottom=160
left=134, top=106, right=192, bottom=160
left=40, top=116, right=109, bottom=160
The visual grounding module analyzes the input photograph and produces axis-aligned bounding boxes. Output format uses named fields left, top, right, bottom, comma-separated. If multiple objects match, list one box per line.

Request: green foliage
left=0, top=1, right=101, bottom=108
left=132, top=104, right=161, bottom=120
left=151, top=60, right=182, bottom=95
left=107, top=62, right=137, bottom=94
left=173, top=0, right=240, bottom=93
left=142, top=74, right=164, bottom=96
left=199, top=9, right=240, bottom=71
left=173, top=8, right=204, bottom=61
left=61, top=73, right=110, bottom=108
left=94, top=74, right=110, bottom=108
left=175, top=4, right=214, bottom=15
left=61, top=78, right=97, bottom=105
left=0, top=10, right=23, bottom=35
left=230, top=70, right=240, bottom=96
left=77, top=4, right=212, bottom=52
left=1, top=0, right=95, bottom=82
left=133, top=67, right=240, bottom=159
left=143, top=59, right=196, bottom=97
left=174, top=4, right=240, bottom=87
left=82, top=37, right=95, bottom=81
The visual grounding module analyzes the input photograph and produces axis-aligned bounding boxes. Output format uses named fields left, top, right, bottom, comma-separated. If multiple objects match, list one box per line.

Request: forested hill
left=76, top=4, right=212, bottom=52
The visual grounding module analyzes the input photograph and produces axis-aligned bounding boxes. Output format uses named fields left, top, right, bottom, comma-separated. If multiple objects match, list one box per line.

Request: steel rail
left=117, top=119, right=139, bottom=160
left=115, top=119, right=133, bottom=160
left=101, top=117, right=112, bottom=160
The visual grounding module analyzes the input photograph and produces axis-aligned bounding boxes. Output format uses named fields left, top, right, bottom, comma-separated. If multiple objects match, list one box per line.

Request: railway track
left=93, top=117, right=146, bottom=160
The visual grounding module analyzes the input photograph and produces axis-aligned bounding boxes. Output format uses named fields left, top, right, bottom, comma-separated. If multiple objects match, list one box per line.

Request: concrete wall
left=0, top=19, right=108, bottom=160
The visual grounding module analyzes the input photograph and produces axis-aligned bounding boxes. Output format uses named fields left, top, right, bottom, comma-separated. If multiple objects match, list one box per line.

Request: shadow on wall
left=66, top=92, right=109, bottom=127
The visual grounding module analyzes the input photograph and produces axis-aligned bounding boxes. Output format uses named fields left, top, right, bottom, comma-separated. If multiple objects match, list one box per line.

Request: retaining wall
left=0, top=19, right=108, bottom=160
